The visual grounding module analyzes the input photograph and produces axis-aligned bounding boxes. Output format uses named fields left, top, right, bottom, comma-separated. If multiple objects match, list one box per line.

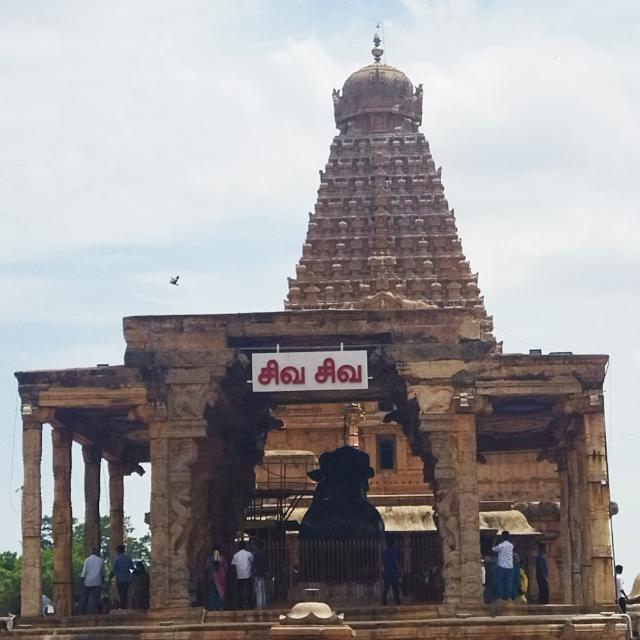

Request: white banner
left=252, top=351, right=369, bottom=393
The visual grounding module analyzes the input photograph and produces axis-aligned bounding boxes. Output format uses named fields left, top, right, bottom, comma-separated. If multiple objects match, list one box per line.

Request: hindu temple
left=13, top=33, right=632, bottom=639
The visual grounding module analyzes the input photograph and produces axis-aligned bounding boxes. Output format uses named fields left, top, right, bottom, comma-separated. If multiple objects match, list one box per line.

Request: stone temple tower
left=285, top=34, right=493, bottom=339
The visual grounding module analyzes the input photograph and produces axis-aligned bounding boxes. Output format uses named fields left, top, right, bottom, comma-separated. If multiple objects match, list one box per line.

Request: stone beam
left=51, top=427, right=73, bottom=616
left=38, top=386, right=148, bottom=409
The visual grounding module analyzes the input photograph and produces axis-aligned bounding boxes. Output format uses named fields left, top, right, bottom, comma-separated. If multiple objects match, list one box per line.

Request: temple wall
left=268, top=402, right=427, bottom=494
left=478, top=452, right=559, bottom=503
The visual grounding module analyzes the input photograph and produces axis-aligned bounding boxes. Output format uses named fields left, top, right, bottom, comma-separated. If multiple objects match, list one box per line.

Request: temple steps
left=11, top=604, right=630, bottom=639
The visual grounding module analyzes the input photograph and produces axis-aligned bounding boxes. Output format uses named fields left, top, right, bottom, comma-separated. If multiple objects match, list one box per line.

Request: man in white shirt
left=616, top=564, right=628, bottom=613
left=80, top=548, right=104, bottom=614
left=231, top=541, right=254, bottom=609
left=492, top=531, right=514, bottom=601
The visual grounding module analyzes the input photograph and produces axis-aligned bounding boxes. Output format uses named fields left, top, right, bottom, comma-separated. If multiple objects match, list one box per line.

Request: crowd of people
left=75, top=544, right=150, bottom=614
left=206, top=540, right=268, bottom=611
left=38, top=535, right=636, bottom=615
left=482, top=532, right=546, bottom=604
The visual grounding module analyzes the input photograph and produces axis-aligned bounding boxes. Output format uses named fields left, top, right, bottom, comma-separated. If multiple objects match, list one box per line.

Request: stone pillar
left=566, top=433, right=585, bottom=604
left=149, top=422, right=200, bottom=609
left=420, top=412, right=482, bottom=606
left=51, top=427, right=74, bottom=616
left=21, top=412, right=44, bottom=617
left=579, top=411, right=614, bottom=604
left=83, top=445, right=101, bottom=555
left=558, top=460, right=574, bottom=604
left=149, top=430, right=170, bottom=608
left=560, top=409, right=615, bottom=607
left=144, top=371, right=212, bottom=609
left=108, top=461, right=125, bottom=560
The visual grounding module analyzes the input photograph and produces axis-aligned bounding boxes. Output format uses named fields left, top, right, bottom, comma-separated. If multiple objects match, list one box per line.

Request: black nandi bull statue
left=300, top=445, right=385, bottom=539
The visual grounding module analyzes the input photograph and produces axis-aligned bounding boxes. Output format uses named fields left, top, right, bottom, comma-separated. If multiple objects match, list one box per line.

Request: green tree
left=0, top=552, right=21, bottom=614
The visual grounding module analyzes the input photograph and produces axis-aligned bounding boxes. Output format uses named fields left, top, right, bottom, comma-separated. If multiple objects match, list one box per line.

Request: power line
left=493, top=325, right=545, bottom=350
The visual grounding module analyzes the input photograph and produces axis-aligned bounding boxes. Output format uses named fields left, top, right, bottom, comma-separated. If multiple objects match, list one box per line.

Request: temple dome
left=341, top=63, right=415, bottom=105
left=333, top=35, right=422, bottom=134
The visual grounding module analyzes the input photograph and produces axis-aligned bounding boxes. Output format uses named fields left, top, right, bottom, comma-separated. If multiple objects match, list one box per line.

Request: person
left=41, top=594, right=54, bottom=616
left=206, top=546, right=228, bottom=611
left=252, top=541, right=267, bottom=610
left=231, top=541, right=254, bottom=609
left=536, top=543, right=549, bottom=604
left=110, top=544, right=134, bottom=609
left=510, top=552, right=521, bottom=600
left=129, top=562, right=150, bottom=610
left=483, top=553, right=497, bottom=604
left=615, top=564, right=628, bottom=613
left=518, top=563, right=528, bottom=603
left=382, top=537, right=401, bottom=606
left=492, top=531, right=514, bottom=601
left=80, top=548, right=104, bottom=614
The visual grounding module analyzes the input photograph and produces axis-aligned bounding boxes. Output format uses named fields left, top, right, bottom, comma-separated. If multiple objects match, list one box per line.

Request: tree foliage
left=0, top=516, right=150, bottom=615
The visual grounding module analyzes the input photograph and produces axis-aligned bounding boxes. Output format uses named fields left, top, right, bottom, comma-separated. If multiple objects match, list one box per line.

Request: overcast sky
left=1, top=0, right=639, bottom=578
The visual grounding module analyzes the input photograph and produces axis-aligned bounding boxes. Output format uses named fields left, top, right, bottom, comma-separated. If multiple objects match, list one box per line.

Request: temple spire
left=372, top=27, right=383, bottom=63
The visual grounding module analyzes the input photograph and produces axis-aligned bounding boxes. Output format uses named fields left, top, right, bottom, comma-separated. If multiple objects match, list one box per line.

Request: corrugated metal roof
left=288, top=505, right=540, bottom=535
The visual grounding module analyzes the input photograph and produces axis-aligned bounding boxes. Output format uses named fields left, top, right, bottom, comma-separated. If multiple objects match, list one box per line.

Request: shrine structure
left=14, top=33, right=627, bottom=640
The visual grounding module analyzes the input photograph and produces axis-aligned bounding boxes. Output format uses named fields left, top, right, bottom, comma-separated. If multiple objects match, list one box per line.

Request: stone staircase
left=9, top=603, right=633, bottom=639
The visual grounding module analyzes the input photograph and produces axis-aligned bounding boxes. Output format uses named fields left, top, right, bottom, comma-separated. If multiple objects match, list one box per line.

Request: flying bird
left=169, top=275, right=180, bottom=286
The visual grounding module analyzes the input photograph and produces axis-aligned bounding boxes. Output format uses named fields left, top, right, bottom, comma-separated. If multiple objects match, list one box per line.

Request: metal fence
left=261, top=533, right=444, bottom=604
left=299, top=538, right=382, bottom=583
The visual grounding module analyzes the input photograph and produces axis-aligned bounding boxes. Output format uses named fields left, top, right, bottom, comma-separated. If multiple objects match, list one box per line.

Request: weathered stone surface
left=21, top=415, right=44, bottom=618
left=52, top=426, right=73, bottom=616
left=416, top=410, right=482, bottom=606
left=83, top=445, right=101, bottom=555
left=108, top=461, right=124, bottom=560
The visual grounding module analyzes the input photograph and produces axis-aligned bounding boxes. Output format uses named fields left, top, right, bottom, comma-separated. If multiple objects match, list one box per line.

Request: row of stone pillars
left=21, top=410, right=127, bottom=617
left=415, top=406, right=614, bottom=608
left=20, top=404, right=614, bottom=615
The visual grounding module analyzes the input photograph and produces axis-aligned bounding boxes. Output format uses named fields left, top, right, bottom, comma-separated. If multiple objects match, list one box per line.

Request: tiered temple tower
left=286, top=33, right=492, bottom=342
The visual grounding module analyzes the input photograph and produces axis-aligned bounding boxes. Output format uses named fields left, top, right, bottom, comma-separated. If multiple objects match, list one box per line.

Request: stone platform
left=9, top=604, right=632, bottom=639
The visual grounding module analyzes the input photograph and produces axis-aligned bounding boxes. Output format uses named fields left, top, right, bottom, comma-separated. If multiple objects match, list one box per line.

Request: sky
left=1, top=0, right=639, bottom=579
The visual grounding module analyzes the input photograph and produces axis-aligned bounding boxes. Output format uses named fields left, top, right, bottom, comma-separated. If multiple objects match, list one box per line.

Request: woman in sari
left=207, top=546, right=228, bottom=611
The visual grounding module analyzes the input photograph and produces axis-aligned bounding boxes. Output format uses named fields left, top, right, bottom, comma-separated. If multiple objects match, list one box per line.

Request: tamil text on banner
left=252, top=351, right=369, bottom=392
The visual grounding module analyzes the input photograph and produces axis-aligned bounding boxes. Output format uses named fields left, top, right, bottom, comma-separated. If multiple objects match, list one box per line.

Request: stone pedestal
left=271, top=628, right=355, bottom=639
left=271, top=602, right=355, bottom=640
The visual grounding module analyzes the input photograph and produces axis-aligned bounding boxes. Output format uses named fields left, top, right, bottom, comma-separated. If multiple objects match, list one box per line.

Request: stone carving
left=279, top=602, right=345, bottom=626
left=351, top=290, right=430, bottom=310
left=168, top=383, right=210, bottom=420
left=411, top=386, right=453, bottom=414
left=168, top=438, right=198, bottom=601
left=301, top=446, right=384, bottom=539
